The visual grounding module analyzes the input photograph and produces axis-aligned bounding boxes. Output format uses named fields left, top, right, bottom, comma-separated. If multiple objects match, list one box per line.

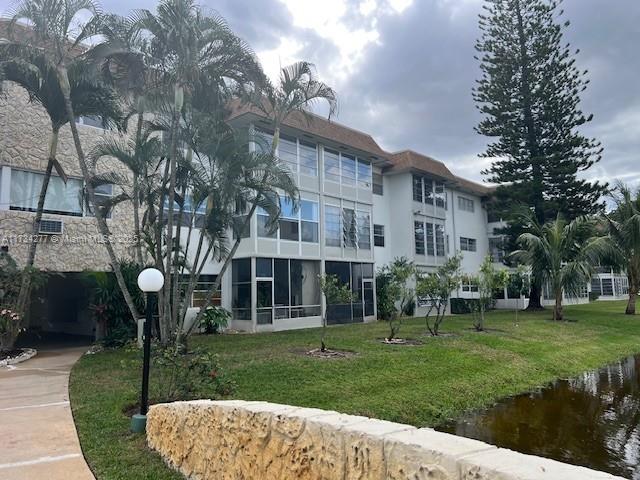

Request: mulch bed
left=0, top=348, right=37, bottom=366
left=0, top=349, right=23, bottom=362
left=378, top=338, right=424, bottom=346
left=297, top=348, right=357, bottom=359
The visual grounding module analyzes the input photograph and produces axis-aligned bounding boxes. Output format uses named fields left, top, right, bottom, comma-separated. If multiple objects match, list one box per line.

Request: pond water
left=438, top=355, right=640, bottom=479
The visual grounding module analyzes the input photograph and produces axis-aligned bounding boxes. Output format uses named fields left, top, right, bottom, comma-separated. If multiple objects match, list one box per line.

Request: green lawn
left=70, top=301, right=640, bottom=480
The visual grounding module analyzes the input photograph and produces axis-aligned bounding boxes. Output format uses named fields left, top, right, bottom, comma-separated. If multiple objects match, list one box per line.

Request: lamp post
left=131, top=268, right=164, bottom=433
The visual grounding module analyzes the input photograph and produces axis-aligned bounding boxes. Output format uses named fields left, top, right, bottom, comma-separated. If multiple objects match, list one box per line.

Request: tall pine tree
left=474, top=0, right=608, bottom=308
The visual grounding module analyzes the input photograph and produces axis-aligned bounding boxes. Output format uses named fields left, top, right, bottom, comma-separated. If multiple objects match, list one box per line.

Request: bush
left=589, top=291, right=600, bottom=302
left=151, top=347, right=236, bottom=401
left=199, top=306, right=230, bottom=334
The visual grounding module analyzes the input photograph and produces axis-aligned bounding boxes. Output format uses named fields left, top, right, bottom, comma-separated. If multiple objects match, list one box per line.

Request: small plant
left=377, top=257, right=416, bottom=341
left=318, top=274, right=353, bottom=352
left=152, top=347, right=236, bottom=402
left=416, top=254, right=462, bottom=336
left=199, top=306, right=230, bottom=334
left=468, top=256, right=509, bottom=332
left=508, top=265, right=530, bottom=324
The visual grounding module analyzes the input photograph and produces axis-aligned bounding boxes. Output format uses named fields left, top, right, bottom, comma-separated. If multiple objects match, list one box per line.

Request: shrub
left=151, top=347, right=236, bottom=401
left=589, top=291, right=600, bottom=302
left=199, top=306, right=230, bottom=334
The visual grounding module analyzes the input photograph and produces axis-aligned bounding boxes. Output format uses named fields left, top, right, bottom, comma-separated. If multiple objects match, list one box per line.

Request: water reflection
left=439, top=355, right=640, bottom=479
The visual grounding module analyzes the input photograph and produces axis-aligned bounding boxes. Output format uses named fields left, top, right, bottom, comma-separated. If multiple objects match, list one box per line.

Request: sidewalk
left=0, top=347, right=95, bottom=480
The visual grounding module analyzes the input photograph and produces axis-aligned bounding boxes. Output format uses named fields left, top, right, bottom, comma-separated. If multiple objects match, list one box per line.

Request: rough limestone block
left=341, top=418, right=415, bottom=480
left=459, top=447, right=623, bottom=480
left=384, top=427, right=496, bottom=480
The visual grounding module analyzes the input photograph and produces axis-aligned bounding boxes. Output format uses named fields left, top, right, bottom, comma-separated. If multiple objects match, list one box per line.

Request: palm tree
left=131, top=0, right=265, bottom=340
left=4, top=0, right=141, bottom=324
left=601, top=183, right=640, bottom=315
left=513, top=213, right=602, bottom=321
left=0, top=33, right=122, bottom=324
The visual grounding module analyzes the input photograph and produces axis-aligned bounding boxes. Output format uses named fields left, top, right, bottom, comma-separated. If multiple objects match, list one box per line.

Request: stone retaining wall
left=146, top=400, right=623, bottom=480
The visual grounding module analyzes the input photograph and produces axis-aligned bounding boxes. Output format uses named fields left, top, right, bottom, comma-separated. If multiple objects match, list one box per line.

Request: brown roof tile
left=227, top=99, right=391, bottom=163
left=387, top=150, right=457, bottom=182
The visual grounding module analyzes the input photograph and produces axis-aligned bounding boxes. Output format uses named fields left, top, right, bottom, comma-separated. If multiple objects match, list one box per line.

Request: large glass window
left=435, top=182, right=446, bottom=209
left=357, top=210, right=371, bottom=250
left=299, top=141, right=318, bottom=176
left=412, top=175, right=423, bottom=203
left=324, top=149, right=341, bottom=183
left=232, top=258, right=251, bottom=320
left=10, top=169, right=83, bottom=216
left=425, top=222, right=435, bottom=256
left=278, top=134, right=298, bottom=173
left=180, top=274, right=221, bottom=308
left=325, top=261, right=374, bottom=324
left=425, top=179, right=434, bottom=205
left=256, top=280, right=273, bottom=324
left=300, top=200, right=319, bottom=243
left=601, top=278, right=614, bottom=296
left=279, top=197, right=299, bottom=241
left=435, top=224, right=445, bottom=257
left=357, top=159, right=372, bottom=189
left=458, top=196, right=474, bottom=212
left=343, top=208, right=357, bottom=248
left=257, top=207, right=277, bottom=238
left=254, top=129, right=273, bottom=153
left=414, top=221, right=425, bottom=255
left=325, top=205, right=342, bottom=247
left=341, top=154, right=357, bottom=186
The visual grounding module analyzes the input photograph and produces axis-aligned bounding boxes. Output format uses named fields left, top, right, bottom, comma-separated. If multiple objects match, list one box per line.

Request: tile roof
left=387, top=150, right=457, bottom=182
left=227, top=100, right=391, bottom=163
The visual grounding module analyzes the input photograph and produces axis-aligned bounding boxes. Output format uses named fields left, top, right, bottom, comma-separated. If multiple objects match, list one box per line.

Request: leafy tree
left=512, top=213, right=602, bottom=321
left=415, top=254, right=462, bottom=336
left=474, top=0, right=608, bottom=308
left=599, top=183, right=640, bottom=315
left=377, top=257, right=416, bottom=341
left=467, top=256, right=509, bottom=331
left=4, top=0, right=142, bottom=328
left=318, top=274, right=352, bottom=352
left=0, top=33, right=123, bottom=327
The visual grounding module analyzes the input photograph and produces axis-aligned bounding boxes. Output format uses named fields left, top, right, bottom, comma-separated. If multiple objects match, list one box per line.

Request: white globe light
left=137, top=268, right=165, bottom=292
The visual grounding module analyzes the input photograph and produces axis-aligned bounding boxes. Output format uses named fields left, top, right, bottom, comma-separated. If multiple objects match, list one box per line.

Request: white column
left=0, top=166, right=11, bottom=210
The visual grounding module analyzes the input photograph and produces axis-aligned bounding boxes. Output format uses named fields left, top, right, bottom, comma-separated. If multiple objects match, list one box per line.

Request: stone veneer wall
left=0, top=82, right=136, bottom=271
left=147, top=400, right=623, bottom=480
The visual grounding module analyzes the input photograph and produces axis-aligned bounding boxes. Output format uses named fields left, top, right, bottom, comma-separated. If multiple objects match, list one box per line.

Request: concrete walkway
left=0, top=347, right=95, bottom=480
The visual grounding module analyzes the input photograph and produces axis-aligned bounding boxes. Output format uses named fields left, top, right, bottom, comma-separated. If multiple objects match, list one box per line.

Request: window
left=76, top=115, right=108, bottom=129
left=255, top=258, right=322, bottom=321
left=435, top=224, right=445, bottom=256
left=343, top=208, right=357, bottom=248
left=425, top=222, right=435, bottom=256
left=254, top=129, right=273, bottom=153
left=489, top=237, right=505, bottom=262
left=460, top=237, right=477, bottom=252
left=85, top=183, right=115, bottom=219
left=434, top=182, right=446, bottom=209
left=324, top=149, right=341, bottom=183
left=299, top=141, right=318, bottom=176
left=424, top=179, right=434, bottom=205
left=373, top=173, right=383, bottom=195
left=414, top=221, right=425, bottom=255
left=183, top=274, right=221, bottom=308
left=458, top=196, right=475, bottom=212
left=357, top=159, right=372, bottom=189
left=373, top=224, right=385, bottom=247
left=279, top=197, right=299, bottom=241
left=10, top=169, right=83, bottom=216
left=462, top=279, right=479, bottom=293
left=257, top=207, right=277, bottom=238
left=341, top=154, right=357, bottom=186
left=232, top=258, right=251, bottom=320
left=412, top=175, right=423, bottom=203
left=278, top=135, right=298, bottom=173
left=232, top=202, right=250, bottom=239
left=601, top=278, right=614, bottom=296
left=325, top=261, right=374, bottom=324
left=356, top=210, right=371, bottom=250
left=325, top=205, right=342, bottom=247
left=591, top=278, right=602, bottom=296
left=300, top=200, right=319, bottom=243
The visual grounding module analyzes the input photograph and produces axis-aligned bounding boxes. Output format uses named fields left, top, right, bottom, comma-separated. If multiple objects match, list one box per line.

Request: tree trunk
left=15, top=128, right=60, bottom=322
left=132, top=112, right=144, bottom=266
left=554, top=291, right=563, bottom=321
left=626, top=289, right=637, bottom=315
left=56, top=66, right=140, bottom=325
left=526, top=282, right=543, bottom=310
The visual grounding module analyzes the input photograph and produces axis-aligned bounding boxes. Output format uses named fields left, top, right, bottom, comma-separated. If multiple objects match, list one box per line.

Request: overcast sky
left=2, top=0, right=639, bottom=187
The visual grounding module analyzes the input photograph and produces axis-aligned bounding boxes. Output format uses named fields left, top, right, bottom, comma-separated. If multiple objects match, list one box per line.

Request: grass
left=70, top=300, right=640, bottom=479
